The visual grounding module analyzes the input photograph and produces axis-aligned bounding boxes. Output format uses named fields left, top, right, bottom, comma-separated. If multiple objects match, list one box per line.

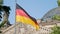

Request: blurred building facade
left=1, top=4, right=60, bottom=34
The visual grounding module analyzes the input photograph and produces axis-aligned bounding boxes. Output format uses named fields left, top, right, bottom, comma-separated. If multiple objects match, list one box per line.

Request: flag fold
left=16, top=4, right=40, bottom=30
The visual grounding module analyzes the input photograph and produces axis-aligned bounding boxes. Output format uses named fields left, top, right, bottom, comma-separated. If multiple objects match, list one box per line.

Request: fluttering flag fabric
left=16, top=4, right=40, bottom=30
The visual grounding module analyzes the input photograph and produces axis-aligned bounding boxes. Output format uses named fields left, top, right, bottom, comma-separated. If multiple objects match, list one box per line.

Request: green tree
left=50, top=25, right=60, bottom=34
left=52, top=15, right=60, bottom=21
left=0, top=0, right=3, bottom=5
left=57, top=0, right=60, bottom=6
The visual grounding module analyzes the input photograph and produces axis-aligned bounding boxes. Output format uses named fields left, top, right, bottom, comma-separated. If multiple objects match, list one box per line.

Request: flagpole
left=14, top=0, right=17, bottom=34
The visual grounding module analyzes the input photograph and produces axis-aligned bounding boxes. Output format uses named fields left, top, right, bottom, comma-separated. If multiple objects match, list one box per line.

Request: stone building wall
left=2, top=23, right=52, bottom=34
left=1, top=20, right=60, bottom=34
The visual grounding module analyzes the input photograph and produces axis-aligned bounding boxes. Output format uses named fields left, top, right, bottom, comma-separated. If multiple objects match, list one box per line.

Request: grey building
left=42, top=7, right=60, bottom=21
left=42, top=0, right=60, bottom=21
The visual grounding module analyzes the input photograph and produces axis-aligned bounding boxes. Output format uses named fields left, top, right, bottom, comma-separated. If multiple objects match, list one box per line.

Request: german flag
left=16, top=4, right=40, bottom=30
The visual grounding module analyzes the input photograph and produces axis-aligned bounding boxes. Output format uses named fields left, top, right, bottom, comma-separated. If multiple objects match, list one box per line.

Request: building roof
left=42, top=7, right=60, bottom=20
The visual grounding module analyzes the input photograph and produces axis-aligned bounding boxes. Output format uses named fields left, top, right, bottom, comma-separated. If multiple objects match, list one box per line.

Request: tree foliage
left=0, top=0, right=3, bottom=5
left=57, top=0, right=60, bottom=6
left=50, top=25, right=60, bottom=34
left=52, top=15, right=60, bottom=21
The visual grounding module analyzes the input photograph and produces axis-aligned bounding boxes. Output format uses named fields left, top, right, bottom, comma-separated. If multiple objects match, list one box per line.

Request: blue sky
left=4, top=0, right=57, bottom=24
